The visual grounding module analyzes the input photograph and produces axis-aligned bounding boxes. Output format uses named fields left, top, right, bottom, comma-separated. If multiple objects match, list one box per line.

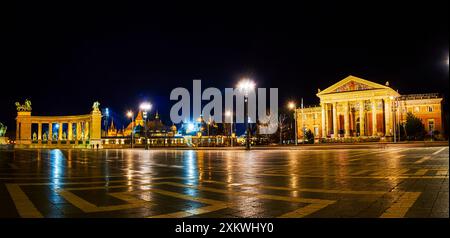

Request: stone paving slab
left=0, top=146, right=448, bottom=218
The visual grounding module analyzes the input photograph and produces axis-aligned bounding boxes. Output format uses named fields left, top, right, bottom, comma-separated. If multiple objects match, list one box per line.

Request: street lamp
left=127, top=110, right=134, bottom=148
left=139, top=102, right=152, bottom=150
left=225, top=110, right=233, bottom=146
left=288, top=101, right=298, bottom=145
left=237, top=78, right=255, bottom=150
left=104, top=108, right=110, bottom=137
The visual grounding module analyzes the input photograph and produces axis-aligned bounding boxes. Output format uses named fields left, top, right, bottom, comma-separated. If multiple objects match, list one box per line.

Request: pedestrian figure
left=96, top=144, right=99, bottom=150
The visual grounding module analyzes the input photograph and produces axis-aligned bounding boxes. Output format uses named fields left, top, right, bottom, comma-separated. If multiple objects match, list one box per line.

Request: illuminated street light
left=127, top=110, right=134, bottom=148
left=288, top=101, right=298, bottom=145
left=103, top=107, right=110, bottom=137
left=139, top=102, right=152, bottom=150
left=237, top=78, right=255, bottom=150
left=237, top=78, right=256, bottom=96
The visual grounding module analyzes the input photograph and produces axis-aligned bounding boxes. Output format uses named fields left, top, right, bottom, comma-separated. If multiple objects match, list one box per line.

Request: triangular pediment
left=317, top=75, right=391, bottom=96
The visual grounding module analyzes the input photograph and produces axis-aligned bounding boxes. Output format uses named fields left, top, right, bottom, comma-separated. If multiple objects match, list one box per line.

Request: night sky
left=2, top=1, right=448, bottom=132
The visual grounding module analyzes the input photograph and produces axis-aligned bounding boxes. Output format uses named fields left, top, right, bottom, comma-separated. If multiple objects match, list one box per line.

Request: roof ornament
left=92, top=101, right=100, bottom=112
left=15, top=99, right=32, bottom=112
left=385, top=81, right=390, bottom=86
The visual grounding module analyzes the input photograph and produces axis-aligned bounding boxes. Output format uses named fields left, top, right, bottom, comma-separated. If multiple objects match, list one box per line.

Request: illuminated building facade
left=15, top=101, right=103, bottom=148
left=102, top=111, right=184, bottom=147
left=296, top=75, right=444, bottom=141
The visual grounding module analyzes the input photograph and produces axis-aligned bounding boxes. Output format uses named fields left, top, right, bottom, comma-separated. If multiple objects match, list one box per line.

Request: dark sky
left=2, top=1, right=449, bottom=130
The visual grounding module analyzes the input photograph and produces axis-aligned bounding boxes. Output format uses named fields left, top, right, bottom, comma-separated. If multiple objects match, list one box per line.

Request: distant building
left=296, top=75, right=444, bottom=141
left=103, top=111, right=183, bottom=147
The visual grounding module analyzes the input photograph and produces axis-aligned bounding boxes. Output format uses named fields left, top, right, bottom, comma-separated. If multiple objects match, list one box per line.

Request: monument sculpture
left=0, top=122, right=6, bottom=137
left=15, top=99, right=32, bottom=112
left=0, top=122, right=7, bottom=144
left=15, top=100, right=102, bottom=148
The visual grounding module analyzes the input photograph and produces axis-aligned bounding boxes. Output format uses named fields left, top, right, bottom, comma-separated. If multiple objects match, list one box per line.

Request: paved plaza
left=0, top=145, right=448, bottom=218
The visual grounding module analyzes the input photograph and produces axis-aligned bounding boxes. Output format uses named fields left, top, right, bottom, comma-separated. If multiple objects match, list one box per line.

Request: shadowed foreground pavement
left=0, top=146, right=448, bottom=218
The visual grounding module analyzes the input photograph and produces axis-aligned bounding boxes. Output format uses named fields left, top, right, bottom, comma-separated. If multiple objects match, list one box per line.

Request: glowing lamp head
left=288, top=101, right=296, bottom=110
left=126, top=111, right=133, bottom=118
left=237, top=78, right=255, bottom=96
left=139, top=102, right=152, bottom=112
left=225, top=110, right=231, bottom=117
left=187, top=123, right=195, bottom=132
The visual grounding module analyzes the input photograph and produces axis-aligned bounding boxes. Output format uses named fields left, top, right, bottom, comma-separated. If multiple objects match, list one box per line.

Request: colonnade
left=320, top=97, right=394, bottom=138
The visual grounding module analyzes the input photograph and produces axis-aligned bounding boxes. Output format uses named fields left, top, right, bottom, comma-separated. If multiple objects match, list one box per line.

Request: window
left=414, top=107, right=420, bottom=112
left=427, top=106, right=433, bottom=112
left=428, top=119, right=435, bottom=132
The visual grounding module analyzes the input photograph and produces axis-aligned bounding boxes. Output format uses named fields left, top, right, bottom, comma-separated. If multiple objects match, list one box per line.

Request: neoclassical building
left=296, top=75, right=444, bottom=140
left=15, top=100, right=102, bottom=148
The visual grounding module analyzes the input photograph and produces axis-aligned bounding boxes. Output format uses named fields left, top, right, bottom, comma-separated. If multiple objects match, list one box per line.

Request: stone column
left=344, top=102, right=350, bottom=137
left=77, top=122, right=81, bottom=140
left=16, top=121, right=20, bottom=141
left=58, top=122, right=63, bottom=140
left=372, top=99, right=377, bottom=136
left=359, top=100, right=365, bottom=136
left=38, top=123, right=42, bottom=140
left=48, top=123, right=53, bottom=141
left=321, top=103, right=326, bottom=138
left=384, top=98, right=392, bottom=136
left=332, top=102, right=338, bottom=138
left=85, top=121, right=90, bottom=140
left=68, top=122, right=73, bottom=140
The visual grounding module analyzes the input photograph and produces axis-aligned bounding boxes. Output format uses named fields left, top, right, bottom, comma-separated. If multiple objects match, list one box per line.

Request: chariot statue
left=15, top=99, right=32, bottom=112
left=92, top=101, right=100, bottom=111
left=62, top=132, right=67, bottom=140
left=0, top=122, right=7, bottom=137
left=33, top=132, right=37, bottom=141
left=42, top=133, right=48, bottom=141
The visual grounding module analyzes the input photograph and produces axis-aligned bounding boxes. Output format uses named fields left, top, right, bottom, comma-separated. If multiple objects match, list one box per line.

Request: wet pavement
left=0, top=146, right=448, bottom=218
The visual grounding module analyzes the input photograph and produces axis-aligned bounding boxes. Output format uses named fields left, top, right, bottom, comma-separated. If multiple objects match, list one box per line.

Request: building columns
left=344, top=102, right=350, bottom=137
left=77, top=122, right=81, bottom=140
left=359, top=100, right=365, bottom=136
left=37, top=123, right=42, bottom=140
left=321, top=103, right=326, bottom=138
left=58, top=122, right=63, bottom=140
left=84, top=121, right=90, bottom=140
left=332, top=102, right=338, bottom=138
left=68, top=122, right=73, bottom=140
left=48, top=123, right=53, bottom=141
left=384, top=98, right=392, bottom=136
left=371, top=99, right=377, bottom=136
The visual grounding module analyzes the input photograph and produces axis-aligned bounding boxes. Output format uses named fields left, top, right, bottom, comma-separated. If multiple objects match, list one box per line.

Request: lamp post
left=127, top=110, right=134, bottom=148
left=104, top=108, right=109, bottom=137
left=139, top=102, right=152, bottom=150
left=225, top=110, right=233, bottom=146
left=288, top=101, right=298, bottom=145
left=237, top=78, right=255, bottom=150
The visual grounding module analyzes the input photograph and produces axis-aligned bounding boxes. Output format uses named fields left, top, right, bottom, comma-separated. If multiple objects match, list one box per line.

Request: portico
left=317, top=75, right=400, bottom=138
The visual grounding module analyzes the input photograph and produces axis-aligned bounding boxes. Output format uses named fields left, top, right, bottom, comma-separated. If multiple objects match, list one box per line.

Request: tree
left=304, top=129, right=315, bottom=144
left=278, top=114, right=288, bottom=144
left=405, top=112, right=425, bottom=140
